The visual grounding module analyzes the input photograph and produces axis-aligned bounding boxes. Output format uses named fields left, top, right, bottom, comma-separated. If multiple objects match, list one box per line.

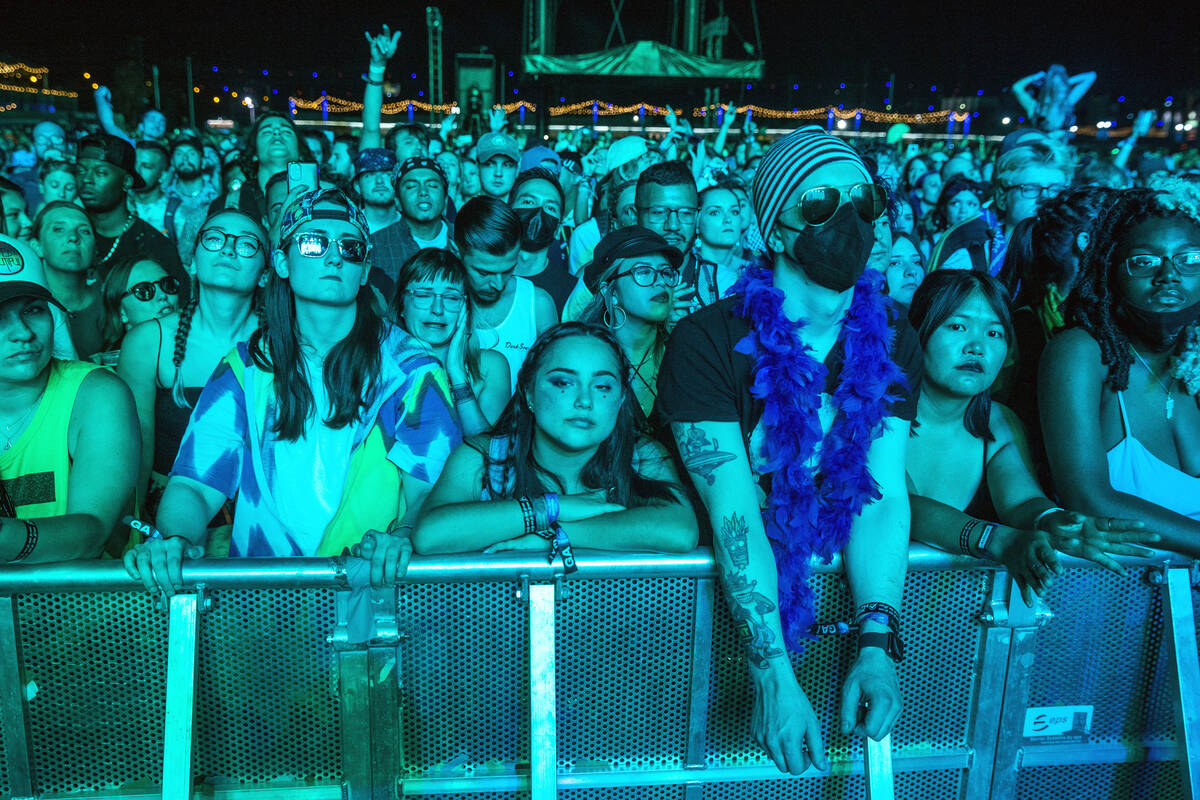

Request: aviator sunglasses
left=794, top=183, right=889, bottom=226
left=291, top=232, right=369, bottom=263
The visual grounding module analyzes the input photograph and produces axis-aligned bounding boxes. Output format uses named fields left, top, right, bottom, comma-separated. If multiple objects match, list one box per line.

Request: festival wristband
left=543, top=493, right=560, bottom=527
left=959, top=518, right=979, bottom=555
left=450, top=383, right=474, bottom=405
left=1033, top=507, right=1066, bottom=532
left=10, top=519, right=39, bottom=563
left=547, top=524, right=578, bottom=574
left=125, top=516, right=163, bottom=542
left=518, top=498, right=537, bottom=537
left=856, top=602, right=901, bottom=633
left=531, top=495, right=552, bottom=538
left=975, top=523, right=998, bottom=559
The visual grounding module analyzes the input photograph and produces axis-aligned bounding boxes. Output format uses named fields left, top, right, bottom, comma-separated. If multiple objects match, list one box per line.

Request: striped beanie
left=751, top=125, right=871, bottom=237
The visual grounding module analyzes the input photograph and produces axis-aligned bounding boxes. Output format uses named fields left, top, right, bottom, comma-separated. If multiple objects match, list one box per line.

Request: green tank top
left=0, top=360, right=100, bottom=519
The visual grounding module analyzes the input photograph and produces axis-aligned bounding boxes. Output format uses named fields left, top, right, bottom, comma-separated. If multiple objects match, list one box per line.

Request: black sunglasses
left=123, top=276, right=180, bottom=302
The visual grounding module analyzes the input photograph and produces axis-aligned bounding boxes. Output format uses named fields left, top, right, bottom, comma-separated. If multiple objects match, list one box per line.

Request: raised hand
left=364, top=25, right=402, bottom=68
left=489, top=106, right=508, bottom=133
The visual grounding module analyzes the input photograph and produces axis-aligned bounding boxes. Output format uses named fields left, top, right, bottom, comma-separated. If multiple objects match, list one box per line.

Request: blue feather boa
left=731, top=265, right=904, bottom=650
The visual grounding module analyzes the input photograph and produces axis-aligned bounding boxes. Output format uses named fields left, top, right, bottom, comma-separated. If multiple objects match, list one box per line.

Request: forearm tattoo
left=719, top=512, right=785, bottom=670
left=676, top=424, right=736, bottom=486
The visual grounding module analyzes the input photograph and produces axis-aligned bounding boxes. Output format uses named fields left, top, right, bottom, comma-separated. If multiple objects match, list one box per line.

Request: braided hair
left=1065, top=187, right=1200, bottom=390
left=171, top=208, right=270, bottom=407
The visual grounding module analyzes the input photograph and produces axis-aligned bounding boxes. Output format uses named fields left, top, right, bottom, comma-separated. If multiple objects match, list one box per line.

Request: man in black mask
left=509, top=167, right=574, bottom=316
left=656, top=126, right=923, bottom=776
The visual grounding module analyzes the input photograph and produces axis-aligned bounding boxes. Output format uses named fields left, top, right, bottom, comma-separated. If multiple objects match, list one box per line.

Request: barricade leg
left=162, top=591, right=202, bottom=800
left=864, top=734, right=895, bottom=799
left=0, top=595, right=33, bottom=798
left=962, top=571, right=1011, bottom=799
left=1164, top=565, right=1200, bottom=798
left=684, top=577, right=716, bottom=800
left=988, top=580, right=1042, bottom=800
left=528, top=581, right=558, bottom=800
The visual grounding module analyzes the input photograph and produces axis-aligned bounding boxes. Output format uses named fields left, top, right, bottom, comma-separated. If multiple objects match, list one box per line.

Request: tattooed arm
left=671, top=420, right=829, bottom=775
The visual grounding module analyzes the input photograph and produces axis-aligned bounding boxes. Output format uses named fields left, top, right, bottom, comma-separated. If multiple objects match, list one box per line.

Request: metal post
left=0, top=596, right=33, bottom=797
left=185, top=57, right=196, bottom=129
left=1164, top=566, right=1200, bottom=797
left=367, top=587, right=404, bottom=799
left=989, top=579, right=1043, bottom=800
left=962, top=570, right=1010, bottom=800
left=864, top=734, right=895, bottom=800
left=528, top=582, right=558, bottom=800
left=684, top=577, right=715, bottom=800
left=152, top=64, right=161, bottom=110
left=162, top=591, right=202, bottom=800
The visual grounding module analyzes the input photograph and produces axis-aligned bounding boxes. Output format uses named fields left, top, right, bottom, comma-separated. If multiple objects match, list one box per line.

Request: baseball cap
left=519, top=145, right=562, bottom=174
left=278, top=187, right=371, bottom=249
left=604, top=136, right=649, bottom=176
left=0, top=234, right=65, bottom=310
left=395, top=156, right=447, bottom=187
left=353, top=148, right=397, bottom=180
left=77, top=133, right=145, bottom=190
left=583, top=226, right=683, bottom=293
left=476, top=132, right=520, bottom=166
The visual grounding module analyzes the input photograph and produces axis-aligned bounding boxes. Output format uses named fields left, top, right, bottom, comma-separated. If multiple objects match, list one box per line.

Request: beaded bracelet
left=11, top=519, right=38, bottom=563
left=959, top=518, right=979, bottom=555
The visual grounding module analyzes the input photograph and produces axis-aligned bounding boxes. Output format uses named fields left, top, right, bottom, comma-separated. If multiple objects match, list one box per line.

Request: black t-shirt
left=656, top=293, right=923, bottom=461
left=94, top=217, right=189, bottom=302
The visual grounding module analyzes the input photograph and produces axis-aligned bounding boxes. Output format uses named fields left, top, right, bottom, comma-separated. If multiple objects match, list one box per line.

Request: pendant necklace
left=1130, top=346, right=1175, bottom=420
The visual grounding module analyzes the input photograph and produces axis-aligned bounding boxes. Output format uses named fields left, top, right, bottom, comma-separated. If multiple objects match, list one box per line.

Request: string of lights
left=0, top=82, right=78, bottom=98
left=0, top=62, right=49, bottom=77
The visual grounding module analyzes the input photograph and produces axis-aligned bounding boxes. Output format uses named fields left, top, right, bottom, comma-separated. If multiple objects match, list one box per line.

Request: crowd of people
left=2, top=31, right=1199, bottom=772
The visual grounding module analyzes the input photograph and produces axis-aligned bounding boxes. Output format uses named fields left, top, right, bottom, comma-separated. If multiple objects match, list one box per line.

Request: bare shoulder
left=76, top=367, right=136, bottom=414
left=1042, top=327, right=1103, bottom=371
left=480, top=347, right=509, bottom=377
left=988, top=401, right=1026, bottom=447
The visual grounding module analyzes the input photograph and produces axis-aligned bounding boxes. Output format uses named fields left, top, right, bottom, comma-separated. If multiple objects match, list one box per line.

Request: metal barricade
left=0, top=545, right=1196, bottom=800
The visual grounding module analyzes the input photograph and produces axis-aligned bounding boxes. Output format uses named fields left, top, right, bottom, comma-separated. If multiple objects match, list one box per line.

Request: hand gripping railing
left=0, top=545, right=1197, bottom=800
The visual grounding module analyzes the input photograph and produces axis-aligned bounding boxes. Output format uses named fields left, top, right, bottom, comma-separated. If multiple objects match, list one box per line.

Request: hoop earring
left=603, top=303, right=627, bottom=330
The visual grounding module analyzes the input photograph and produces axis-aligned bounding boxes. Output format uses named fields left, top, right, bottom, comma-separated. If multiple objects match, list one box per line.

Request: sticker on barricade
left=1023, top=704, right=1094, bottom=742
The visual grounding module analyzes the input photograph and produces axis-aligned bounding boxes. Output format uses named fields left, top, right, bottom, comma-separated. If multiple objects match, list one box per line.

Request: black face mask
left=513, top=206, right=559, bottom=251
left=779, top=202, right=875, bottom=293
left=1118, top=300, right=1200, bottom=352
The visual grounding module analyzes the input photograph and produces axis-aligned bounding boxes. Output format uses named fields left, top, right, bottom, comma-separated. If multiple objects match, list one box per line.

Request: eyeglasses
left=640, top=206, right=698, bottom=225
left=613, top=264, right=683, bottom=287
left=198, top=228, right=264, bottom=258
left=124, top=276, right=180, bottom=302
left=1003, top=182, right=1066, bottom=200
left=1124, top=252, right=1200, bottom=277
left=290, top=232, right=369, bottom=263
left=794, top=183, right=889, bottom=226
left=405, top=288, right=467, bottom=311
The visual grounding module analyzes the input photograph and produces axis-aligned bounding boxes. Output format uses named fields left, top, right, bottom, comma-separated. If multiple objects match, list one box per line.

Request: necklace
left=630, top=342, right=659, bottom=400
left=1, top=390, right=45, bottom=450
left=99, top=214, right=135, bottom=264
left=1131, top=345, right=1175, bottom=420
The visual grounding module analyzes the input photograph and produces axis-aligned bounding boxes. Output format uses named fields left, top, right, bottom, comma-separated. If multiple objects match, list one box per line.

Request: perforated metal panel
left=704, top=768, right=962, bottom=799
left=1016, top=760, right=1184, bottom=799
left=19, top=591, right=167, bottom=793
left=0, top=714, right=11, bottom=799
left=556, top=577, right=694, bottom=771
left=193, top=588, right=341, bottom=784
left=398, top=581, right=529, bottom=777
left=564, top=786, right=685, bottom=799
left=1030, top=569, right=1176, bottom=745
left=705, top=571, right=985, bottom=768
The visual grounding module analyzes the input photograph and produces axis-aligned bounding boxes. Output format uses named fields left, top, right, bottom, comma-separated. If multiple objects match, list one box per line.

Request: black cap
left=583, top=226, right=683, bottom=293
left=77, top=133, right=145, bottom=189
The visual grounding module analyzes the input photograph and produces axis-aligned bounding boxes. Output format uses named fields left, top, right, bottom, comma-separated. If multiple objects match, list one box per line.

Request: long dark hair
left=908, top=270, right=1014, bottom=441
left=99, top=256, right=157, bottom=350
left=483, top=322, right=678, bottom=506
left=1065, top=188, right=1200, bottom=390
left=248, top=268, right=384, bottom=442
left=391, top=247, right=483, bottom=383
left=238, top=111, right=314, bottom=183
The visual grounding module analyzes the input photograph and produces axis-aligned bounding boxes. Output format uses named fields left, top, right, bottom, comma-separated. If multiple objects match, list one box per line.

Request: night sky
left=4, top=0, right=1196, bottom=118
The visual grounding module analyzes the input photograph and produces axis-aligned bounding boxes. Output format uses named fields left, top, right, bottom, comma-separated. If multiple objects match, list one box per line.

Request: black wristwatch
left=858, top=630, right=905, bottom=663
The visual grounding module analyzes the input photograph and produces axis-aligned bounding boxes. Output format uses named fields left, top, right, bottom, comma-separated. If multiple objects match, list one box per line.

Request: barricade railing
left=0, top=544, right=1197, bottom=800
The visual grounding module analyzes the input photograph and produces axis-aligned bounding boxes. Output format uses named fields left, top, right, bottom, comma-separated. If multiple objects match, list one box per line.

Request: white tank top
left=1106, top=391, right=1200, bottom=521
left=474, top=276, right=538, bottom=392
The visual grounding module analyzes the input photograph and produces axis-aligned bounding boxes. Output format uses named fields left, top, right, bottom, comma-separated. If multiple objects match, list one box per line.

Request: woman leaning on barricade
left=117, top=209, right=268, bottom=533
left=411, top=322, right=698, bottom=560
left=123, top=188, right=461, bottom=593
left=905, top=270, right=1158, bottom=603
left=1040, top=184, right=1200, bottom=557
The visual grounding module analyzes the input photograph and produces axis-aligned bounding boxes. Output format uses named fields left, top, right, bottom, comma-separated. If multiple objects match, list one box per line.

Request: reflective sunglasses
left=1124, top=252, right=1200, bottom=278
left=124, top=276, right=180, bottom=302
left=794, top=183, right=889, bottom=226
left=291, top=232, right=369, bottom=263
left=198, top=228, right=264, bottom=258
left=613, top=264, right=683, bottom=287
left=405, top=288, right=467, bottom=311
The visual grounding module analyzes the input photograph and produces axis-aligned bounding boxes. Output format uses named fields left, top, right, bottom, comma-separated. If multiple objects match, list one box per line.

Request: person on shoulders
left=413, top=321, right=696, bottom=556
